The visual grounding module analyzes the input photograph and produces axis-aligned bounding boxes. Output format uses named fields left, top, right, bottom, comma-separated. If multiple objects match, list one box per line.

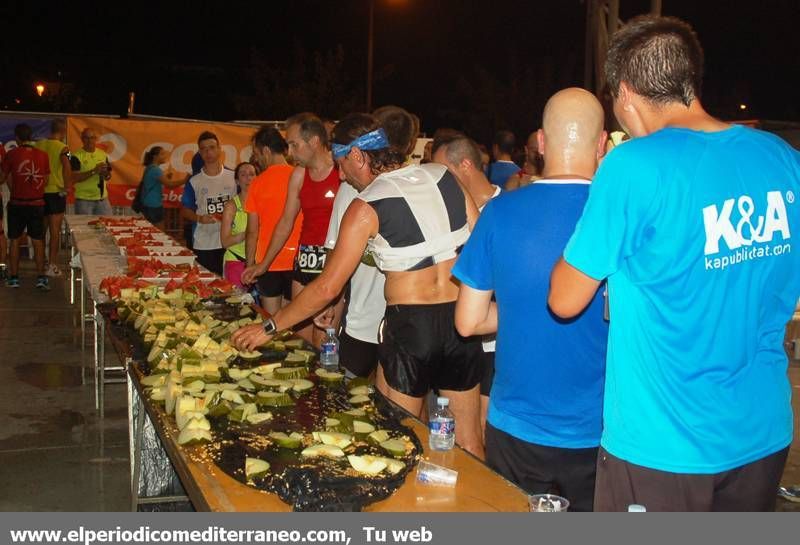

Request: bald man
left=451, top=88, right=608, bottom=511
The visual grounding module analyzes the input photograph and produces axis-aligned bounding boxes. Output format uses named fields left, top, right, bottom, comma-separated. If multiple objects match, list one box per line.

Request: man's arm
left=548, top=257, right=602, bottom=319
left=232, top=199, right=376, bottom=350
left=455, top=284, right=497, bottom=336
left=245, top=212, right=260, bottom=266
left=59, top=147, right=73, bottom=191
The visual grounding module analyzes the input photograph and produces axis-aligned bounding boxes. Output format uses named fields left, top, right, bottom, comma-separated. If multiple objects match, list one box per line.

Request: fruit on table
left=379, top=438, right=414, bottom=458
left=311, top=431, right=352, bottom=449
left=269, top=431, right=305, bottom=449
left=245, top=457, right=271, bottom=480
left=347, top=455, right=387, bottom=476
left=315, top=369, right=344, bottom=384
left=301, top=444, right=345, bottom=459
left=177, top=427, right=212, bottom=446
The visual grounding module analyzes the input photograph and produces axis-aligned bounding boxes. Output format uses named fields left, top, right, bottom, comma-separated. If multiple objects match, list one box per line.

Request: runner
left=241, top=113, right=339, bottom=344
left=549, top=15, right=800, bottom=511
left=0, top=124, right=51, bottom=290
left=432, top=133, right=501, bottom=442
left=34, top=119, right=72, bottom=277
left=233, top=113, right=485, bottom=458
left=243, top=126, right=301, bottom=314
left=221, top=162, right=256, bottom=289
left=180, top=131, right=237, bottom=276
left=453, top=88, right=608, bottom=511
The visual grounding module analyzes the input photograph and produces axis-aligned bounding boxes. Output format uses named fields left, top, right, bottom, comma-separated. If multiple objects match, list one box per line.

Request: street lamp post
left=366, top=0, right=375, bottom=111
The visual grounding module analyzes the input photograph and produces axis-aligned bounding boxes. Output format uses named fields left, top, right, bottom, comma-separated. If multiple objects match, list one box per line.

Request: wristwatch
left=262, top=317, right=278, bottom=336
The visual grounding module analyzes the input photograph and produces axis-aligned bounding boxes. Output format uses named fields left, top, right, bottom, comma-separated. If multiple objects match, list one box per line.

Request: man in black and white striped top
left=233, top=111, right=486, bottom=459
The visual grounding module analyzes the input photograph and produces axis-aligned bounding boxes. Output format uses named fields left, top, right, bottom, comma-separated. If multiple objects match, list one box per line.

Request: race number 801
left=297, top=245, right=327, bottom=274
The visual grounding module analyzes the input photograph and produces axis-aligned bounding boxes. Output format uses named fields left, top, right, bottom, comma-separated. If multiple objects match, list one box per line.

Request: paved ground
left=0, top=252, right=798, bottom=511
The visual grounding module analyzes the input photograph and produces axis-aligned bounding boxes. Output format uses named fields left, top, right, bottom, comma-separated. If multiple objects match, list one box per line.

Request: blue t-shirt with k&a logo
left=564, top=125, right=800, bottom=473
left=453, top=180, right=607, bottom=449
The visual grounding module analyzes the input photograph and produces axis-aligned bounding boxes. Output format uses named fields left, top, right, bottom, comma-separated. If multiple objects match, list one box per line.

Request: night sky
left=2, top=0, right=798, bottom=143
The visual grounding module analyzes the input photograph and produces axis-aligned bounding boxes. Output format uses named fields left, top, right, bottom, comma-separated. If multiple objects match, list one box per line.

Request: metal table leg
left=128, top=373, right=145, bottom=512
left=93, top=304, right=100, bottom=412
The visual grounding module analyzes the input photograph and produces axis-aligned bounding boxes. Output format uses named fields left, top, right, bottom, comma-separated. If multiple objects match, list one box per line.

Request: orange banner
left=66, top=117, right=256, bottom=207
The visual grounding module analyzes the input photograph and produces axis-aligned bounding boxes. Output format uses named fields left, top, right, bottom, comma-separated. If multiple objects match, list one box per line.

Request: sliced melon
left=228, top=402, right=258, bottom=423
left=290, top=379, right=314, bottom=393
left=255, top=391, right=295, bottom=407
left=225, top=295, right=243, bottom=304
left=353, top=420, right=376, bottom=437
left=177, top=427, right=212, bottom=446
left=274, top=366, right=308, bottom=380
left=250, top=376, right=293, bottom=392
left=251, top=362, right=282, bottom=375
left=348, top=384, right=372, bottom=396
left=380, top=457, right=405, bottom=475
left=284, top=339, right=305, bottom=349
left=367, top=430, right=391, bottom=445
left=343, top=408, right=367, bottom=417
left=149, top=386, right=167, bottom=403
left=245, top=457, right=270, bottom=480
left=325, top=418, right=341, bottom=430
left=220, top=389, right=245, bottom=405
left=311, top=431, right=352, bottom=449
left=347, top=455, right=387, bottom=476
left=349, top=394, right=371, bottom=407
left=282, top=352, right=308, bottom=367
left=237, top=378, right=256, bottom=391
left=269, top=431, right=305, bottom=449
left=238, top=350, right=263, bottom=364
left=245, top=412, right=273, bottom=425
left=380, top=438, right=413, bottom=458
left=315, top=369, right=344, bottom=384
left=141, top=374, right=167, bottom=388
left=301, top=444, right=345, bottom=459
left=293, top=349, right=316, bottom=363
left=227, top=367, right=252, bottom=381
left=206, top=399, right=232, bottom=418
left=182, top=414, right=211, bottom=432
left=183, top=379, right=205, bottom=394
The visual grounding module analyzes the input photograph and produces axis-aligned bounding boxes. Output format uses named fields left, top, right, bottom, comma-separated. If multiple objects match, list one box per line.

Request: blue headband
left=331, top=128, right=390, bottom=159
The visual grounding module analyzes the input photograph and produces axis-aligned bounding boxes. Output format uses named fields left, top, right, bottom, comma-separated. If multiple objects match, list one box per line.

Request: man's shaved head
left=542, top=88, right=604, bottom=156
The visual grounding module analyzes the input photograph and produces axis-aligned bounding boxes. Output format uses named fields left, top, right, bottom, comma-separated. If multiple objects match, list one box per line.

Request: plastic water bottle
left=627, top=504, right=646, bottom=512
left=319, top=328, right=339, bottom=370
left=428, top=397, right=455, bottom=451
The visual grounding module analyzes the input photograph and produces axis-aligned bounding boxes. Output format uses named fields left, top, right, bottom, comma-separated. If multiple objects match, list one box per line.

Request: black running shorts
left=7, top=204, right=45, bottom=240
left=378, top=302, right=484, bottom=397
left=43, top=193, right=67, bottom=216
left=257, top=270, right=293, bottom=300
left=339, top=330, right=378, bottom=378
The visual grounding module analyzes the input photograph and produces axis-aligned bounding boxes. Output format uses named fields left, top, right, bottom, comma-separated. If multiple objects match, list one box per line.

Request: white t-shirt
left=325, top=182, right=386, bottom=344
left=182, top=167, right=237, bottom=250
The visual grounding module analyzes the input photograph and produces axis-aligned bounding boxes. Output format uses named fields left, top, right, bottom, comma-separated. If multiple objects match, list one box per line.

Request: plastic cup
left=416, top=460, right=458, bottom=487
left=528, top=494, right=569, bottom=512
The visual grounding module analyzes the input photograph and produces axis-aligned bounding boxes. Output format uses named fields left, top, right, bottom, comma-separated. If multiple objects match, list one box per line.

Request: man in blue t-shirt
left=453, top=88, right=609, bottom=511
left=486, top=130, right=519, bottom=190
left=549, top=16, right=800, bottom=512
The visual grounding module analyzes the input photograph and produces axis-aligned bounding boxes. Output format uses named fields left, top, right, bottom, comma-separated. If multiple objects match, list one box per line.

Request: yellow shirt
left=34, top=138, right=68, bottom=193
left=73, top=148, right=108, bottom=201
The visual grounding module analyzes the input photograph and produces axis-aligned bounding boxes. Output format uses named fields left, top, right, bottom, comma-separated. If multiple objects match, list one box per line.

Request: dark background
left=2, top=0, right=798, bottom=145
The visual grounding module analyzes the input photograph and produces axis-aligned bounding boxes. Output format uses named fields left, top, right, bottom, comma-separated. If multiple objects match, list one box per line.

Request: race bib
left=205, top=194, right=231, bottom=215
left=297, top=245, right=327, bottom=274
